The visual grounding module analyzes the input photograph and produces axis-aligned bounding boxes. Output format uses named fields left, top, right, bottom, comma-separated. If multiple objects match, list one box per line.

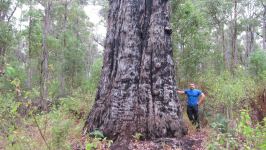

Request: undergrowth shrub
left=249, top=50, right=266, bottom=80
left=60, top=92, right=95, bottom=119
left=50, top=110, right=73, bottom=149
left=210, top=113, right=229, bottom=133
left=0, top=91, right=96, bottom=149
left=197, top=69, right=265, bottom=149
left=198, top=69, right=256, bottom=120
left=0, top=65, right=23, bottom=145
left=207, top=110, right=266, bottom=149
left=82, top=58, right=102, bottom=93
left=85, top=130, right=113, bottom=150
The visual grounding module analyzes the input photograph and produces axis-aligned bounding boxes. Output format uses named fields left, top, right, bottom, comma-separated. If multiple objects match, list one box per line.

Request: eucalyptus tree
left=21, top=0, right=43, bottom=89
left=84, top=0, right=186, bottom=147
left=171, top=0, right=210, bottom=81
left=260, top=0, right=266, bottom=49
left=204, top=0, right=232, bottom=69
left=41, top=0, right=98, bottom=96
left=239, top=0, right=261, bottom=65
left=0, top=0, right=18, bottom=69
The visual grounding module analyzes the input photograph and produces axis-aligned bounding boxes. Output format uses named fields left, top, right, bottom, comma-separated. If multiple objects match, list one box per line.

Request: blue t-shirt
left=184, top=89, right=202, bottom=106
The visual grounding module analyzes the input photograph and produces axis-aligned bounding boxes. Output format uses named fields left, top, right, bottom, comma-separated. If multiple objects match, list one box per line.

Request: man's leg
left=193, top=105, right=200, bottom=129
left=187, top=106, right=195, bottom=124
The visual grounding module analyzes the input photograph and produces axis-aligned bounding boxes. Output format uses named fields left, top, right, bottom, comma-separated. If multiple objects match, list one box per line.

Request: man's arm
left=198, top=93, right=206, bottom=105
left=177, top=90, right=185, bottom=94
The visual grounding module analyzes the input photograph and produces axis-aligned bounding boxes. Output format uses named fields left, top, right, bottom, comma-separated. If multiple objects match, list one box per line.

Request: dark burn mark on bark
left=164, top=26, right=172, bottom=35
left=84, top=0, right=186, bottom=146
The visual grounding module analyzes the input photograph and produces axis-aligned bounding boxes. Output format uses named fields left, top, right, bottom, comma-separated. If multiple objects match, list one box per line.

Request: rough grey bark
left=84, top=0, right=186, bottom=143
left=40, top=1, right=51, bottom=106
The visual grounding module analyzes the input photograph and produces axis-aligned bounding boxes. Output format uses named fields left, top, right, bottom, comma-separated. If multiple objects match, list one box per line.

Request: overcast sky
left=84, top=5, right=106, bottom=38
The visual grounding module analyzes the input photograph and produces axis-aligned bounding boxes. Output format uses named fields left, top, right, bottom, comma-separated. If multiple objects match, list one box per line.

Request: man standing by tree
left=177, top=83, right=206, bottom=130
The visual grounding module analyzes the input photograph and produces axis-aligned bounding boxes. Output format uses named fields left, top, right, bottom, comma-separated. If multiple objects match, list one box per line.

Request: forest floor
left=128, top=129, right=208, bottom=150
left=71, top=112, right=210, bottom=150
left=71, top=127, right=209, bottom=150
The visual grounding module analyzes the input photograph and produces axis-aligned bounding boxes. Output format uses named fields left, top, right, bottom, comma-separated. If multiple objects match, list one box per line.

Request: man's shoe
left=196, top=124, right=200, bottom=131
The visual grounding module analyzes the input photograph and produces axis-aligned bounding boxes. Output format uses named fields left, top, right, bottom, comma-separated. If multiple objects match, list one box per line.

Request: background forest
left=0, top=0, right=265, bottom=149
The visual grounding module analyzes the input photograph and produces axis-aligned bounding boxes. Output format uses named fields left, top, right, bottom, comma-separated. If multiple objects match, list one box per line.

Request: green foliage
left=0, top=0, right=12, bottom=12
left=0, top=65, right=26, bottom=95
left=86, top=142, right=97, bottom=150
left=249, top=50, right=266, bottom=80
left=198, top=69, right=265, bottom=149
left=0, top=93, right=19, bottom=136
left=82, top=58, right=103, bottom=93
left=0, top=22, right=12, bottom=50
left=0, top=67, right=25, bottom=140
left=210, top=113, right=229, bottom=133
left=0, top=85, right=96, bottom=149
left=60, top=92, right=95, bottom=117
left=237, top=110, right=266, bottom=149
left=207, top=132, right=238, bottom=150
left=50, top=112, right=73, bottom=149
left=208, top=110, right=266, bottom=149
left=90, top=130, right=104, bottom=139
left=5, top=65, right=16, bottom=77
left=172, top=0, right=210, bottom=80
left=204, top=0, right=231, bottom=25
left=132, top=132, right=143, bottom=141
left=85, top=137, right=113, bottom=150
left=24, top=88, right=39, bottom=99
left=198, top=69, right=256, bottom=119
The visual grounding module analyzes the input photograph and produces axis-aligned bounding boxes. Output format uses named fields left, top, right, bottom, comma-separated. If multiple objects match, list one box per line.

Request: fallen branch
left=33, top=115, right=51, bottom=150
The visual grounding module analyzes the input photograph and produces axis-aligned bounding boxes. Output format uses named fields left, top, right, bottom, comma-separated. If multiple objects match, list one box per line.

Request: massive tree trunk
left=84, top=0, right=186, bottom=143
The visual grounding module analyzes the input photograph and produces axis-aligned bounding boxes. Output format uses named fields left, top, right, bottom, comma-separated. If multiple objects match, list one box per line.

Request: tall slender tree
left=40, top=0, right=51, bottom=108
left=262, top=1, right=266, bottom=50
left=0, top=0, right=18, bottom=69
left=26, top=0, right=33, bottom=89
left=231, top=0, right=238, bottom=71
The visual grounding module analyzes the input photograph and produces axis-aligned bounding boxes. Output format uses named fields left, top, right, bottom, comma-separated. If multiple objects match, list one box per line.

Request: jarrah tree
left=84, top=0, right=186, bottom=143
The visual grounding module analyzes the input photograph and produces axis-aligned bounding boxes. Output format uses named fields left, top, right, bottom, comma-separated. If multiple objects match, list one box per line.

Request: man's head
left=189, top=83, right=195, bottom=89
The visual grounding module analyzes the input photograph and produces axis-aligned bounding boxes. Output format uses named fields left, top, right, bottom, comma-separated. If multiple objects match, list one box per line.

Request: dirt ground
left=128, top=129, right=208, bottom=150
left=71, top=128, right=209, bottom=150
